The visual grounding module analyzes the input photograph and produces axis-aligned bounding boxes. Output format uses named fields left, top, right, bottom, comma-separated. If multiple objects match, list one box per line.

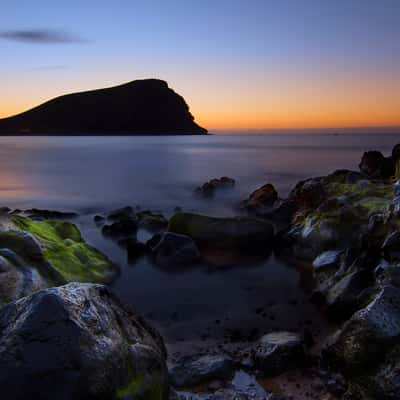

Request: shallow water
left=0, top=133, right=397, bottom=344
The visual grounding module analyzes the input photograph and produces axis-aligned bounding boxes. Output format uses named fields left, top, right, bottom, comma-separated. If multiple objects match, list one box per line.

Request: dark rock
left=93, top=214, right=105, bottom=223
left=195, top=177, right=235, bottom=198
left=359, top=151, right=395, bottom=179
left=325, top=286, right=400, bottom=372
left=0, top=79, right=207, bottom=135
left=251, top=332, right=305, bottom=377
left=288, top=178, right=326, bottom=209
left=245, top=183, right=278, bottom=214
left=153, top=232, right=201, bottom=268
left=107, top=206, right=135, bottom=221
left=325, top=169, right=364, bottom=184
left=0, top=249, right=47, bottom=306
left=24, top=208, right=78, bottom=220
left=102, top=219, right=138, bottom=239
left=382, top=231, right=400, bottom=262
left=169, top=354, right=235, bottom=388
left=168, top=213, right=274, bottom=257
left=324, top=270, right=374, bottom=320
left=0, top=283, right=169, bottom=400
left=137, top=211, right=168, bottom=231
left=367, top=345, right=400, bottom=399
left=146, top=233, right=163, bottom=250
left=0, top=206, right=11, bottom=214
left=312, top=250, right=343, bottom=274
left=118, top=237, right=147, bottom=261
left=375, top=261, right=400, bottom=287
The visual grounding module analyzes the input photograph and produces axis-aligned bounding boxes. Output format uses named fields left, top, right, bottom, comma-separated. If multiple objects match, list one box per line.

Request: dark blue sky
left=1, top=0, right=399, bottom=130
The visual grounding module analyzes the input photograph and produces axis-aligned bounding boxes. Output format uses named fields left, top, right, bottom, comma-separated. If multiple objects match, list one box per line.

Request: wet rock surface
left=153, top=232, right=201, bottom=268
left=170, top=354, right=235, bottom=388
left=251, top=332, right=305, bottom=377
left=0, top=283, right=169, bottom=400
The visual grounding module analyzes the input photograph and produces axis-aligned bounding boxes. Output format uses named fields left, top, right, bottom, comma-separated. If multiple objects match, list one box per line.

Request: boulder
left=107, top=206, right=136, bottom=221
left=382, top=231, right=400, bottom=262
left=169, top=354, right=235, bottom=388
left=137, top=211, right=168, bottom=232
left=24, top=208, right=78, bottom=220
left=251, top=332, right=305, bottom=377
left=359, top=151, right=395, bottom=179
left=12, top=216, right=118, bottom=284
left=325, top=286, right=400, bottom=372
left=168, top=213, right=274, bottom=257
left=102, top=219, right=138, bottom=239
left=245, top=183, right=278, bottom=214
left=313, top=250, right=343, bottom=274
left=153, top=232, right=201, bottom=268
left=195, top=177, right=235, bottom=198
left=367, top=345, right=400, bottom=399
left=0, top=249, right=47, bottom=307
left=288, top=178, right=326, bottom=209
left=324, top=270, right=374, bottom=319
left=0, top=283, right=169, bottom=400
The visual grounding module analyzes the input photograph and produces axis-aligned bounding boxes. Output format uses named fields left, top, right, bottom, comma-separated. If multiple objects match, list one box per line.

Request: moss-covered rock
left=12, top=216, right=118, bottom=284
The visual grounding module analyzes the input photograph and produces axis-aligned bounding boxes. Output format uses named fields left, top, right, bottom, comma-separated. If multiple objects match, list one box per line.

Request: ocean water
left=0, top=133, right=398, bottom=344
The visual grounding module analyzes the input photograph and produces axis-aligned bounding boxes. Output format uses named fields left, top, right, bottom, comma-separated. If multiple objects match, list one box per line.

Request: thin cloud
left=0, top=29, right=87, bottom=44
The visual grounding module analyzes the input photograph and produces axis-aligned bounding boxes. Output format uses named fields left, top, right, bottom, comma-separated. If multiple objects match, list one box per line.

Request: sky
left=0, top=0, right=399, bottom=132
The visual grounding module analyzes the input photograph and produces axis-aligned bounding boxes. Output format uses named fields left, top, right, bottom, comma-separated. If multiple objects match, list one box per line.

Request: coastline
left=0, top=141, right=400, bottom=399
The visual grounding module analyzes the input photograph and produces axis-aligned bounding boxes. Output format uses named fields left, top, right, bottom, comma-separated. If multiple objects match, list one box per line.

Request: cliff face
left=0, top=79, right=207, bottom=135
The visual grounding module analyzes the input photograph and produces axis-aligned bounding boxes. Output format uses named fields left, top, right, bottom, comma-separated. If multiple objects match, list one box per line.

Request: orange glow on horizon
left=1, top=70, right=400, bottom=132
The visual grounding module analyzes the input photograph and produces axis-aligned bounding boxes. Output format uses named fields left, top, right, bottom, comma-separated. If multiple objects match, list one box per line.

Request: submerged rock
left=102, top=219, right=138, bottom=239
left=168, top=213, right=274, bottom=264
left=107, top=206, right=136, bottom=221
left=0, top=283, right=169, bottom=400
left=251, top=331, right=305, bottom=377
left=118, top=237, right=147, bottom=261
left=24, top=208, right=78, bottom=220
left=169, top=354, right=235, bottom=388
left=195, top=177, right=235, bottom=198
left=153, top=232, right=201, bottom=268
left=137, top=211, right=168, bottom=232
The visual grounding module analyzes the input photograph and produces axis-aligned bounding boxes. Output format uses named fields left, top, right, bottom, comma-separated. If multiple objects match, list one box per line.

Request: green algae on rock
left=11, top=216, right=118, bottom=284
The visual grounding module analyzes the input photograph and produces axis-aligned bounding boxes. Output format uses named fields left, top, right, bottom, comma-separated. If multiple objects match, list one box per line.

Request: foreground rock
left=0, top=215, right=117, bottom=306
left=168, top=213, right=274, bottom=265
left=170, top=354, right=235, bottom=388
left=0, top=283, right=169, bottom=400
left=251, top=332, right=305, bottom=377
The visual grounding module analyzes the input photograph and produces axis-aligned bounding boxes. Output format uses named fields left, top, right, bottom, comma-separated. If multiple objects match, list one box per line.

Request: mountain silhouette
left=0, top=79, right=207, bottom=135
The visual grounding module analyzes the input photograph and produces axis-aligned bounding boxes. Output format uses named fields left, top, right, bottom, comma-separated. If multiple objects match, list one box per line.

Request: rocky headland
left=1, top=143, right=400, bottom=399
left=0, top=79, right=207, bottom=135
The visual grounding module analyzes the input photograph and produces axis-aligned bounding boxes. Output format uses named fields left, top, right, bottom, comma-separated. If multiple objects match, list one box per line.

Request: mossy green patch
left=12, top=216, right=117, bottom=283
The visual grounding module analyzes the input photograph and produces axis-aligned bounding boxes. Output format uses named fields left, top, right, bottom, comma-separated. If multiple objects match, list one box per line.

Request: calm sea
left=0, top=133, right=398, bottom=345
